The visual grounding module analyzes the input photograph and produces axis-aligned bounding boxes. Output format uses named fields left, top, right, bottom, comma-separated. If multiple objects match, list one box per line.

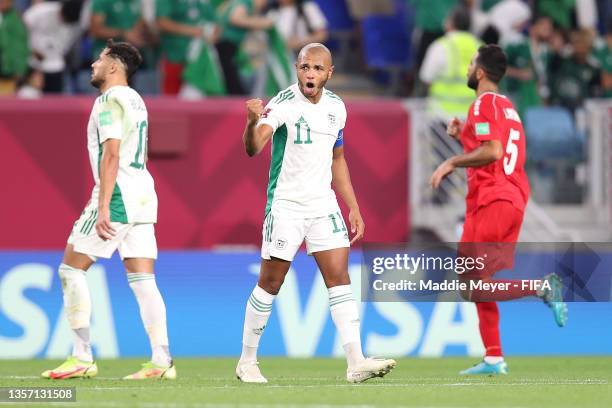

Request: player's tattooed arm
left=332, top=146, right=364, bottom=244
left=243, top=99, right=273, bottom=157
left=96, top=139, right=120, bottom=240
left=430, top=140, right=503, bottom=189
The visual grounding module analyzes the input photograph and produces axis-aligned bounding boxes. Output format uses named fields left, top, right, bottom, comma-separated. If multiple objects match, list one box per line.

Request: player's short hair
left=475, top=44, right=507, bottom=84
left=104, top=39, right=143, bottom=79
left=448, top=6, right=471, bottom=32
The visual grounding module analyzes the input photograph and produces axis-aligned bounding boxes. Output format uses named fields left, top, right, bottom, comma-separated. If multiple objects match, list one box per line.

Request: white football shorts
left=261, top=210, right=350, bottom=261
left=67, top=204, right=157, bottom=260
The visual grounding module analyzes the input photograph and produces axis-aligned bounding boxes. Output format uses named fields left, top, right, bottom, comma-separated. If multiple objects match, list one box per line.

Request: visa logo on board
left=0, top=262, right=483, bottom=358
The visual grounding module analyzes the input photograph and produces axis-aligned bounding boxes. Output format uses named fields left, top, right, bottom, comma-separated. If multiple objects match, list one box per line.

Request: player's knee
left=323, top=270, right=350, bottom=288
left=258, top=276, right=285, bottom=295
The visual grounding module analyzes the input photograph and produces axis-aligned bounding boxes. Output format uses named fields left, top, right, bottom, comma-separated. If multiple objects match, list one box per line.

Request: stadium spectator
left=90, top=0, right=146, bottom=61
left=593, top=22, right=611, bottom=97
left=142, top=0, right=156, bottom=29
left=346, top=0, right=394, bottom=19
left=155, top=0, right=218, bottom=95
left=0, top=0, right=29, bottom=95
left=266, top=0, right=328, bottom=53
left=409, top=0, right=459, bottom=73
left=549, top=28, right=602, bottom=112
left=479, top=0, right=532, bottom=45
left=599, top=0, right=612, bottom=34
left=23, top=0, right=82, bottom=93
left=576, top=0, right=599, bottom=30
left=216, top=0, right=273, bottom=95
left=16, top=66, right=43, bottom=98
left=503, top=15, right=554, bottom=116
left=419, top=6, right=481, bottom=118
left=535, top=0, right=599, bottom=31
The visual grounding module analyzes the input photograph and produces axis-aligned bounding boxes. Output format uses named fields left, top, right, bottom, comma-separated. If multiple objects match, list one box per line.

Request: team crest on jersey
left=327, top=113, right=336, bottom=127
left=275, top=238, right=287, bottom=250
left=262, top=108, right=272, bottom=118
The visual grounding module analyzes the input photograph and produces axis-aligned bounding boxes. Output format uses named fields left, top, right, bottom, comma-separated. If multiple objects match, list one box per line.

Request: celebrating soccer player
left=237, top=43, right=396, bottom=383
left=430, top=44, right=568, bottom=375
left=42, top=40, right=175, bottom=380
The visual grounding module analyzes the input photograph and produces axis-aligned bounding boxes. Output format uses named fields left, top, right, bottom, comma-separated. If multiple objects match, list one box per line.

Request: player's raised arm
left=331, top=145, right=364, bottom=244
left=243, top=99, right=273, bottom=157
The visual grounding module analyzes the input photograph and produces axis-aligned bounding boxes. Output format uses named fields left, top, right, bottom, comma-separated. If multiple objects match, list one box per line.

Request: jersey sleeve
left=333, top=101, right=347, bottom=149
left=97, top=95, right=124, bottom=143
left=474, top=94, right=503, bottom=141
left=258, top=98, right=288, bottom=132
left=334, top=129, right=344, bottom=148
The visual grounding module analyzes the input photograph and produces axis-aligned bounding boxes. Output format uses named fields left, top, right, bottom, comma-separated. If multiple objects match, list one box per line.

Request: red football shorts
left=459, top=200, right=524, bottom=279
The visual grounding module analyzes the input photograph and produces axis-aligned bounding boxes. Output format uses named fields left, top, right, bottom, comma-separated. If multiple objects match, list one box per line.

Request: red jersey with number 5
left=460, top=92, right=530, bottom=215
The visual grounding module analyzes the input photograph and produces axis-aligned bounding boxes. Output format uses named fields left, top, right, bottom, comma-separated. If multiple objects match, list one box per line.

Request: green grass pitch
left=0, top=357, right=611, bottom=407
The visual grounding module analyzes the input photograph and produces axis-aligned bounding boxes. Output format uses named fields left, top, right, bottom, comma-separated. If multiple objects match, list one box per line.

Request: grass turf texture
left=0, top=357, right=610, bottom=408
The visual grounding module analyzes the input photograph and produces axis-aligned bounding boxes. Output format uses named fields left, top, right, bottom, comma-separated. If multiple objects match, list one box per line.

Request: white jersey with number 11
left=258, top=83, right=347, bottom=218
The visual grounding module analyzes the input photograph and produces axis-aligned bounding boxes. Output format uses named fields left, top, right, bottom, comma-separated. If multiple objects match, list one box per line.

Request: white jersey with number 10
left=86, top=85, right=157, bottom=224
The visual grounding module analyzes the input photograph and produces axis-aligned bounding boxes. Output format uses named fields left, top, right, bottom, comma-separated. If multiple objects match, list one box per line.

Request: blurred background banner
left=0, top=97, right=409, bottom=248
left=2, top=250, right=612, bottom=359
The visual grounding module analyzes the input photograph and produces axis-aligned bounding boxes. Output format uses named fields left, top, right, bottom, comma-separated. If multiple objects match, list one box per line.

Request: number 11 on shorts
left=329, top=212, right=346, bottom=233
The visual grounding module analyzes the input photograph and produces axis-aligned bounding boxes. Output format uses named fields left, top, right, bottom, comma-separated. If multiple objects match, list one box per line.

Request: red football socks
left=476, top=301, right=503, bottom=357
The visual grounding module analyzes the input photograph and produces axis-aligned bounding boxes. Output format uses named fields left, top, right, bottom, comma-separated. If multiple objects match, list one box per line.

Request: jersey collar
left=477, top=91, right=507, bottom=100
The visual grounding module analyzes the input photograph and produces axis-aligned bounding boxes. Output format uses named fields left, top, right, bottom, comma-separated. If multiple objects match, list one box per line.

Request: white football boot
left=236, top=360, right=268, bottom=384
left=346, top=357, right=396, bottom=383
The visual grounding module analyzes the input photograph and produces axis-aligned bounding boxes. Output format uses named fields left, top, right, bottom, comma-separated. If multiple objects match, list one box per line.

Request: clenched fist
left=246, top=99, right=265, bottom=123
left=447, top=117, right=463, bottom=140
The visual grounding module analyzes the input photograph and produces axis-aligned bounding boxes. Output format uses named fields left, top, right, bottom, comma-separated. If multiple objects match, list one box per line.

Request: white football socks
left=58, top=263, right=93, bottom=362
left=328, top=285, right=365, bottom=369
left=127, top=272, right=171, bottom=367
left=240, top=285, right=275, bottom=363
left=484, top=356, right=504, bottom=364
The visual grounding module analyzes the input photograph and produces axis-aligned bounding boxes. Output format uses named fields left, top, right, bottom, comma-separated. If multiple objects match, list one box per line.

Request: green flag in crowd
left=264, top=27, right=295, bottom=96
left=182, top=35, right=227, bottom=96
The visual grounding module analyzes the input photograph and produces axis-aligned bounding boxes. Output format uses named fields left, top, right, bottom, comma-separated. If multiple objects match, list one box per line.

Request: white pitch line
left=0, top=377, right=608, bottom=387
left=48, top=380, right=609, bottom=391
left=37, top=403, right=509, bottom=408
left=209, top=381, right=609, bottom=388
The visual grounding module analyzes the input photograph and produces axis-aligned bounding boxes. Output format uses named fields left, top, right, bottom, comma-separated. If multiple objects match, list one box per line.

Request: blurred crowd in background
left=0, top=0, right=609, bottom=109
